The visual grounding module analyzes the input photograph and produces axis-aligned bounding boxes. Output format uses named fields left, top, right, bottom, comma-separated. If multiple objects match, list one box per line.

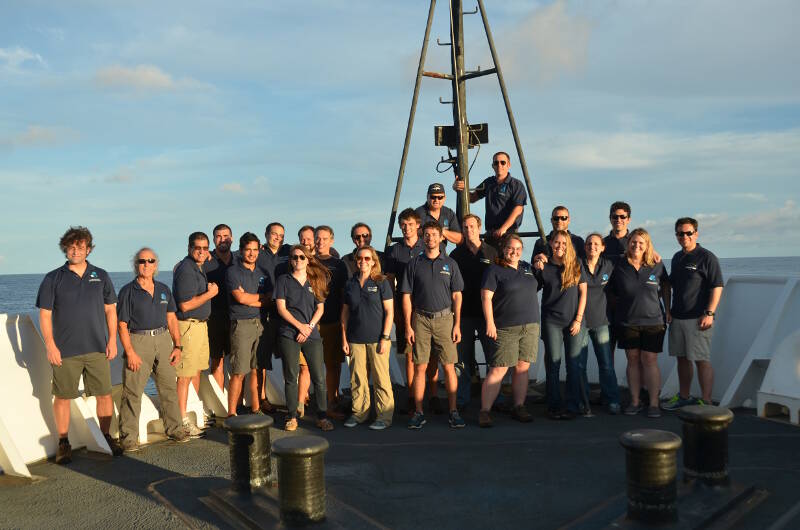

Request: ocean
left=1, top=256, right=798, bottom=316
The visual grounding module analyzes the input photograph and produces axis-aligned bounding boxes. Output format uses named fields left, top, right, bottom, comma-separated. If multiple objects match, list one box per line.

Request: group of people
left=36, top=150, right=724, bottom=465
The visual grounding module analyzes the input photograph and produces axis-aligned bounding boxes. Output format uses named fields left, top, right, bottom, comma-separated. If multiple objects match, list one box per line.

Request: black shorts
left=208, top=315, right=231, bottom=360
left=256, top=317, right=278, bottom=370
left=618, top=325, right=666, bottom=353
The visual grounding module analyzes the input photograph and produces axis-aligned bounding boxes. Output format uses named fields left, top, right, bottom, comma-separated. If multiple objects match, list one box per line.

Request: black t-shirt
left=399, top=252, right=464, bottom=313
left=225, top=263, right=270, bottom=320
left=415, top=204, right=461, bottom=253
left=385, top=239, right=425, bottom=288
left=173, top=256, right=211, bottom=321
left=474, top=174, right=527, bottom=232
left=35, top=262, right=117, bottom=358
left=117, top=280, right=176, bottom=330
left=532, top=231, right=586, bottom=260
left=602, top=232, right=630, bottom=265
left=449, top=243, right=497, bottom=318
left=343, top=276, right=393, bottom=343
left=204, top=251, right=235, bottom=322
left=537, top=262, right=587, bottom=328
left=609, top=260, right=669, bottom=326
left=481, top=262, right=541, bottom=328
left=274, top=274, right=323, bottom=340
left=318, top=256, right=347, bottom=325
left=582, top=257, right=614, bottom=329
left=669, top=244, right=724, bottom=319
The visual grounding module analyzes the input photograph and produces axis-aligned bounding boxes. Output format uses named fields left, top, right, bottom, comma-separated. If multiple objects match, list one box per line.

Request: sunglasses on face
left=356, top=256, right=372, bottom=262
left=492, top=160, right=508, bottom=166
left=552, top=216, right=569, bottom=221
left=136, top=258, right=157, bottom=264
left=429, top=195, right=445, bottom=201
left=193, top=246, right=209, bottom=251
left=610, top=214, right=629, bottom=220
left=290, top=255, right=307, bottom=261
left=676, top=230, right=696, bottom=237
left=354, top=234, right=370, bottom=240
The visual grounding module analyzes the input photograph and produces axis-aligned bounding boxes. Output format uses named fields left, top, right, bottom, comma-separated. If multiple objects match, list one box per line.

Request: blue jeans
left=581, top=325, right=620, bottom=406
left=455, top=315, right=488, bottom=407
left=542, top=322, right=587, bottom=413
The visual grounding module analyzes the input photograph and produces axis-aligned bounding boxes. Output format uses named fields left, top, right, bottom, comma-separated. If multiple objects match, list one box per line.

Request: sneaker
left=429, top=396, right=444, bottom=415
left=284, top=418, right=298, bottom=431
left=511, top=405, right=533, bottom=423
left=661, top=393, right=695, bottom=411
left=448, top=410, right=466, bottom=429
left=55, top=439, right=72, bottom=465
left=168, top=429, right=190, bottom=443
left=624, top=403, right=643, bottom=416
left=693, top=398, right=707, bottom=406
left=104, top=434, right=124, bottom=457
left=344, top=416, right=359, bottom=428
left=408, top=411, right=427, bottom=429
left=369, top=420, right=388, bottom=431
left=182, top=417, right=205, bottom=438
left=479, top=410, right=493, bottom=428
left=608, top=403, right=622, bottom=415
left=647, top=406, right=662, bottom=419
left=120, top=437, right=140, bottom=453
left=250, top=408, right=265, bottom=416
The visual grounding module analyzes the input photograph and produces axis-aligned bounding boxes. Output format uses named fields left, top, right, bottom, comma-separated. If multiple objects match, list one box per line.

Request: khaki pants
left=348, top=343, right=394, bottom=425
left=119, top=332, right=183, bottom=441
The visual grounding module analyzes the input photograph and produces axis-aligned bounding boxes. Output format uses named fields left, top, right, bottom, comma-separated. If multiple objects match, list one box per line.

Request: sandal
left=284, top=418, right=298, bottom=432
left=316, top=418, right=334, bottom=432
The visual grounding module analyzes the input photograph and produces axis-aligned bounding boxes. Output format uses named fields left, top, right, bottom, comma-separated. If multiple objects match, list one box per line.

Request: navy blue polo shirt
left=274, top=274, right=323, bottom=340
left=225, top=262, right=270, bottom=320
left=204, top=251, right=235, bottom=321
left=532, top=231, right=586, bottom=260
left=609, top=260, right=669, bottom=326
left=415, top=204, right=461, bottom=252
left=173, top=256, right=211, bottom=321
left=474, top=174, right=527, bottom=232
left=582, top=257, right=614, bottom=329
left=343, top=276, right=393, bottom=343
left=538, top=262, right=588, bottom=327
left=602, top=232, right=630, bottom=265
left=256, top=244, right=290, bottom=287
left=35, top=262, right=117, bottom=358
left=669, top=244, right=724, bottom=319
left=481, top=262, right=541, bottom=328
left=385, top=239, right=425, bottom=283
left=450, top=243, right=497, bottom=318
left=318, top=256, right=347, bottom=325
left=399, top=252, right=464, bottom=313
left=117, top=280, right=176, bottom=330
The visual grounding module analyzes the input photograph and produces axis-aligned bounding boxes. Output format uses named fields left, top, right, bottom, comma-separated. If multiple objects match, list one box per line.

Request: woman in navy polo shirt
left=608, top=228, right=670, bottom=418
left=117, top=248, right=187, bottom=452
left=580, top=233, right=621, bottom=415
left=479, top=234, right=540, bottom=427
left=533, top=230, right=587, bottom=419
left=341, top=246, right=394, bottom=430
left=274, top=245, right=333, bottom=432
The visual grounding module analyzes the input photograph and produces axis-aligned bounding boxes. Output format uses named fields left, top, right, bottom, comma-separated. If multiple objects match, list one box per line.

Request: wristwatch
left=703, top=310, right=715, bottom=317
left=175, top=345, right=184, bottom=351
left=380, top=334, right=391, bottom=341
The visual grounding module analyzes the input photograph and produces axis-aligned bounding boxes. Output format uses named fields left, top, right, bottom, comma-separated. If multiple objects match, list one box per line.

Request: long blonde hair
left=626, top=228, right=656, bottom=268
left=356, top=246, right=386, bottom=282
left=289, top=245, right=330, bottom=300
left=552, top=230, right=581, bottom=290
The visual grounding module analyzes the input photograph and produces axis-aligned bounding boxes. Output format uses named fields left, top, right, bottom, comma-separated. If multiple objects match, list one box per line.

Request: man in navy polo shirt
left=453, top=151, right=527, bottom=250
left=36, top=226, right=122, bottom=464
left=532, top=205, right=586, bottom=260
left=603, top=201, right=632, bottom=264
left=400, top=221, right=465, bottom=429
left=662, top=217, right=724, bottom=410
left=415, top=183, right=462, bottom=252
left=173, top=231, right=218, bottom=436
left=205, top=223, right=234, bottom=391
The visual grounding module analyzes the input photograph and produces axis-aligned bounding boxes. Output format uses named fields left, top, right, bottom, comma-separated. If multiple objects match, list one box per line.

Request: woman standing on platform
left=117, top=248, right=188, bottom=453
left=580, top=233, right=621, bottom=415
left=533, top=230, right=588, bottom=419
left=341, top=246, right=395, bottom=430
left=608, top=228, right=670, bottom=419
left=274, top=245, right=334, bottom=432
left=479, top=234, right=540, bottom=427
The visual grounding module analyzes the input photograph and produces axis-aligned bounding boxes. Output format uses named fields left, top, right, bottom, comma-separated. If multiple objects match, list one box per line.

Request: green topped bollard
left=272, top=435, right=330, bottom=525
left=223, top=415, right=275, bottom=493
left=679, top=405, right=734, bottom=486
left=620, top=429, right=682, bottom=523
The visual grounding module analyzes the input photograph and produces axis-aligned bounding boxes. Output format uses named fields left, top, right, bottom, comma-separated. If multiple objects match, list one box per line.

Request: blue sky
left=2, top=0, right=798, bottom=274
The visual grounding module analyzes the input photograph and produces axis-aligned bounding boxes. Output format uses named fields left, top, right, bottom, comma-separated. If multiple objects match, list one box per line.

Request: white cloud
left=221, top=182, right=244, bottom=193
left=0, top=125, right=79, bottom=149
left=731, top=193, right=768, bottom=202
left=94, top=64, right=207, bottom=91
left=0, top=46, right=45, bottom=71
left=104, top=173, right=132, bottom=184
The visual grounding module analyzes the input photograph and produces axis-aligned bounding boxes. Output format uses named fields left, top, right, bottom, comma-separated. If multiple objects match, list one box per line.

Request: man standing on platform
left=532, top=205, right=585, bottom=260
left=36, top=226, right=122, bottom=463
left=662, top=217, right=724, bottom=410
left=205, top=224, right=234, bottom=391
left=415, top=183, right=462, bottom=252
left=603, top=201, right=632, bottom=264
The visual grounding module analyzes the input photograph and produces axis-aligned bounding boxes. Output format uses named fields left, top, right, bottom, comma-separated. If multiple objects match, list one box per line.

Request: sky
left=2, top=0, right=799, bottom=274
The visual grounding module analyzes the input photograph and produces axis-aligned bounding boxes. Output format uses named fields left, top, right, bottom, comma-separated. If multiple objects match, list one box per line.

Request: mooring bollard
left=620, top=429, right=682, bottom=523
left=679, top=405, right=734, bottom=486
left=223, top=415, right=275, bottom=493
left=272, top=435, right=330, bottom=525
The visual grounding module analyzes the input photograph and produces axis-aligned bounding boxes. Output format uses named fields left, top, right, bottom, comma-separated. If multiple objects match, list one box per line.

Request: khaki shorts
left=412, top=312, right=457, bottom=365
left=52, top=351, right=111, bottom=399
left=176, top=320, right=210, bottom=377
left=487, top=323, right=540, bottom=367
left=669, top=318, right=713, bottom=361
left=230, top=318, right=262, bottom=375
left=320, top=322, right=345, bottom=366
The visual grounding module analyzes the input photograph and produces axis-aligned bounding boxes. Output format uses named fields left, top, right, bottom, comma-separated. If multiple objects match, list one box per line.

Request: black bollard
left=619, top=429, right=682, bottom=523
left=272, top=435, right=330, bottom=525
left=679, top=405, right=734, bottom=486
left=223, top=415, right=275, bottom=493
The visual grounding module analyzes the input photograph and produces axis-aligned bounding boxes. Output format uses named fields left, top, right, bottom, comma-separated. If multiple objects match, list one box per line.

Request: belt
left=415, top=309, right=453, bottom=319
left=183, top=318, right=208, bottom=323
left=130, top=326, right=167, bottom=336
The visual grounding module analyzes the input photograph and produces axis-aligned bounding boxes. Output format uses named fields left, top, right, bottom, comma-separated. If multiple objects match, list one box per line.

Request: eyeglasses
left=193, top=246, right=209, bottom=251
left=356, top=256, right=372, bottom=262
left=136, top=258, right=157, bottom=264
left=552, top=216, right=569, bottom=221
left=492, top=160, right=508, bottom=166
left=429, top=195, right=445, bottom=201
left=290, top=255, right=307, bottom=261
left=676, top=230, right=696, bottom=237
left=610, top=214, right=629, bottom=220
left=354, top=234, right=370, bottom=240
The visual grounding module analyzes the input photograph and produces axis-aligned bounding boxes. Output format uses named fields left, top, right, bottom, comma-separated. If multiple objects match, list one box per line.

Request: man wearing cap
left=36, top=226, right=123, bottom=463
left=532, top=205, right=586, bottom=261
left=415, top=183, right=462, bottom=252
